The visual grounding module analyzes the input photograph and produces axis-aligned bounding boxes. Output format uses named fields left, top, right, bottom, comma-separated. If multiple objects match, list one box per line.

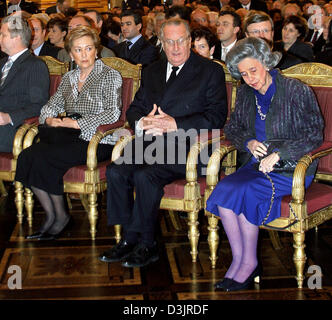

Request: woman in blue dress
left=206, top=37, right=324, bottom=292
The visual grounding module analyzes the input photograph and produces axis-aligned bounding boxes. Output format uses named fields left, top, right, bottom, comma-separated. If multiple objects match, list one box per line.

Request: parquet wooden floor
left=0, top=183, right=332, bottom=312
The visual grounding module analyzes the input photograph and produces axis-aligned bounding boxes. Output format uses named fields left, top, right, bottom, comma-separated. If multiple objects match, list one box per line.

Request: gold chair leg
left=88, top=193, right=98, bottom=240
left=187, top=210, right=200, bottom=263
left=207, top=213, right=219, bottom=268
left=14, top=181, right=24, bottom=224
left=168, top=210, right=182, bottom=231
left=24, top=188, right=34, bottom=227
left=293, top=232, right=306, bottom=289
left=80, top=194, right=89, bottom=213
left=268, top=230, right=283, bottom=250
left=0, top=180, right=8, bottom=197
left=114, top=224, right=121, bottom=243
left=66, top=193, right=73, bottom=210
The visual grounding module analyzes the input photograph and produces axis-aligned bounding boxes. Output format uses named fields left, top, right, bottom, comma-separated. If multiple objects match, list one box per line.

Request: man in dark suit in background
left=234, top=0, right=268, bottom=13
left=7, top=0, right=39, bottom=15
left=113, top=9, right=158, bottom=67
left=0, top=15, right=49, bottom=152
left=100, top=19, right=228, bottom=268
left=45, top=0, right=70, bottom=16
left=28, top=17, right=60, bottom=58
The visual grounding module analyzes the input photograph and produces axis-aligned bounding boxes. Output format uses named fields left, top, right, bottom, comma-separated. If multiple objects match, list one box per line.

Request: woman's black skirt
left=15, top=128, right=113, bottom=195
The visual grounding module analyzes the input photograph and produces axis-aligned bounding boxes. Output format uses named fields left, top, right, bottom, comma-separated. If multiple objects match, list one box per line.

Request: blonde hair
left=65, top=25, right=100, bottom=53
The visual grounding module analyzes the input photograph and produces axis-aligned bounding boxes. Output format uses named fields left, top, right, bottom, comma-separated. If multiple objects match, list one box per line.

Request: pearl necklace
left=255, top=95, right=267, bottom=121
left=78, top=73, right=88, bottom=83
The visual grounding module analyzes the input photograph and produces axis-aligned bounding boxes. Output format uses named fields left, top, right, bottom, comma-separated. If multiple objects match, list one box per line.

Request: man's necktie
left=166, top=66, right=179, bottom=88
left=1, top=58, right=13, bottom=86
left=125, top=40, right=132, bottom=58
left=221, top=47, right=228, bottom=61
left=311, top=30, right=319, bottom=44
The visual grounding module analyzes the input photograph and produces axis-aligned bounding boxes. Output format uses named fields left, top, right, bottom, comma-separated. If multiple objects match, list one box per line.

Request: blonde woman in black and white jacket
left=15, top=26, right=122, bottom=241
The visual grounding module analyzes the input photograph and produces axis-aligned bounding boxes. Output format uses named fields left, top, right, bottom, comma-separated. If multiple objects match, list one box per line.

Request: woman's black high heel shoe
left=37, top=216, right=73, bottom=241
left=215, top=278, right=233, bottom=290
left=224, top=265, right=261, bottom=292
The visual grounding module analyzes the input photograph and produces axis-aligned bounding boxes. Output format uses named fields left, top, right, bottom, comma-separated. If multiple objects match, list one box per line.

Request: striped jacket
left=225, top=70, right=324, bottom=177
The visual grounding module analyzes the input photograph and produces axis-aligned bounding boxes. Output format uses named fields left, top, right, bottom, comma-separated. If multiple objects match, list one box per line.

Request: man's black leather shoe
left=99, top=240, right=136, bottom=263
left=122, top=242, right=159, bottom=268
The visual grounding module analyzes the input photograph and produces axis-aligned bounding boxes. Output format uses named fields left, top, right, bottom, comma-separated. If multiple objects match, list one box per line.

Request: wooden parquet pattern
left=0, top=183, right=332, bottom=306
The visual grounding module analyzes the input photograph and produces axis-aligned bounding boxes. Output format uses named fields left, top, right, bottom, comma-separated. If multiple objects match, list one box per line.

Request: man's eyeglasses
left=162, top=36, right=190, bottom=47
left=247, top=29, right=272, bottom=36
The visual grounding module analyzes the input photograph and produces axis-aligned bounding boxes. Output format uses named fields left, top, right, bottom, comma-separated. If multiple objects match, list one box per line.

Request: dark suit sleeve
left=174, top=63, right=228, bottom=131
left=9, top=59, right=50, bottom=127
left=138, top=43, right=159, bottom=68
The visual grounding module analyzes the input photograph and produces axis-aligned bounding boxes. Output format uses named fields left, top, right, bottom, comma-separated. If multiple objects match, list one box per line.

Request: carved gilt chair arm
left=205, top=140, right=237, bottom=189
left=86, top=122, right=129, bottom=171
left=186, top=131, right=226, bottom=183
left=291, top=142, right=332, bottom=205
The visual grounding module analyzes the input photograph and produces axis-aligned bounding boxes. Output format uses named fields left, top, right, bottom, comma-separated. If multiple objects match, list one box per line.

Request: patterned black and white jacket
left=39, top=59, right=122, bottom=144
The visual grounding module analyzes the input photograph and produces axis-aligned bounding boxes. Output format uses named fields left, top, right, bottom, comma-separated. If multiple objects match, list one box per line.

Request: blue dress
left=206, top=70, right=313, bottom=226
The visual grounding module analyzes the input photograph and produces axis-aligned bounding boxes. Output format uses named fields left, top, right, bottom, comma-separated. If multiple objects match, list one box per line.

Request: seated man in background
left=57, top=15, right=115, bottom=63
left=0, top=15, right=49, bottom=152
left=113, top=9, right=158, bottom=67
left=243, top=10, right=303, bottom=69
left=29, top=17, right=61, bottom=58
left=100, top=18, right=228, bottom=268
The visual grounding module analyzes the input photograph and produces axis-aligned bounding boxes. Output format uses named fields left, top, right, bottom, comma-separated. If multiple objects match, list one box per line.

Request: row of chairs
left=0, top=57, right=332, bottom=289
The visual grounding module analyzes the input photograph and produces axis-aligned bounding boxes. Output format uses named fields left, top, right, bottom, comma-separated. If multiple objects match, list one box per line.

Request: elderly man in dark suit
left=0, top=15, right=49, bottom=152
left=113, top=9, right=158, bottom=67
left=100, top=18, right=228, bottom=268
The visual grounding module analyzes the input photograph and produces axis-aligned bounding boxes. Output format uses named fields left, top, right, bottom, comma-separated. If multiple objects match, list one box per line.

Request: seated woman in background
left=315, top=17, right=332, bottom=66
left=274, top=15, right=314, bottom=63
left=191, top=26, right=218, bottom=59
left=15, top=26, right=122, bottom=241
left=47, top=16, right=68, bottom=49
left=206, top=37, right=324, bottom=292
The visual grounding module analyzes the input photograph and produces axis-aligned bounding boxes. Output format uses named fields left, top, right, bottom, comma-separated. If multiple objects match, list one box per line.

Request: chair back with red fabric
left=213, top=60, right=240, bottom=121
left=101, top=57, right=141, bottom=124
left=39, top=56, right=68, bottom=96
left=282, top=63, right=332, bottom=181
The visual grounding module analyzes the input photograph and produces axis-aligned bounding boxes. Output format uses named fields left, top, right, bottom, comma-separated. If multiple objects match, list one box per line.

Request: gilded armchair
left=112, top=62, right=239, bottom=262
left=204, top=62, right=332, bottom=288
left=18, top=57, right=141, bottom=240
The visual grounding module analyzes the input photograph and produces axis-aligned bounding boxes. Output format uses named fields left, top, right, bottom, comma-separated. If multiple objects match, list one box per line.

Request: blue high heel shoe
left=224, top=265, right=261, bottom=292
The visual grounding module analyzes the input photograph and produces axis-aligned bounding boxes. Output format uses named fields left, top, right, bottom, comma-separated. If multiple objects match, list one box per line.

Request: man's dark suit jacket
left=7, top=0, right=39, bottom=14
left=45, top=5, right=57, bottom=15
left=38, top=42, right=61, bottom=59
left=0, top=50, right=49, bottom=152
left=305, top=29, right=326, bottom=55
left=113, top=36, right=159, bottom=67
left=234, top=0, right=268, bottom=12
left=127, top=51, right=228, bottom=135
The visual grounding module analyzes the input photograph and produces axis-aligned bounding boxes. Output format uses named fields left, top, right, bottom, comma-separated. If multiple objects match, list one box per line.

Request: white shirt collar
left=9, top=48, right=28, bottom=62
left=166, top=62, right=185, bottom=82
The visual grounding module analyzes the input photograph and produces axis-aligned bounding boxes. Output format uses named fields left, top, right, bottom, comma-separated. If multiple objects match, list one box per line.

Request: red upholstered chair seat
left=281, top=182, right=332, bottom=218
left=63, top=160, right=112, bottom=183
left=0, top=153, right=13, bottom=171
left=163, top=176, right=206, bottom=199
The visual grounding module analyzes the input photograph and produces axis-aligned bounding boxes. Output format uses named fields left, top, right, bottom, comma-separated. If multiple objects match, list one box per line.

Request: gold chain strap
left=261, top=172, right=298, bottom=230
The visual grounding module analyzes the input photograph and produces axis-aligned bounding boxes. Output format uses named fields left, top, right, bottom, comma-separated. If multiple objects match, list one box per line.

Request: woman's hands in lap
left=45, top=117, right=80, bottom=129
left=247, top=139, right=280, bottom=173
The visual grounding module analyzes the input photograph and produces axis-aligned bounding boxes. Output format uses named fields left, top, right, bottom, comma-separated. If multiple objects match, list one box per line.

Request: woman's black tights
left=31, top=186, right=70, bottom=235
